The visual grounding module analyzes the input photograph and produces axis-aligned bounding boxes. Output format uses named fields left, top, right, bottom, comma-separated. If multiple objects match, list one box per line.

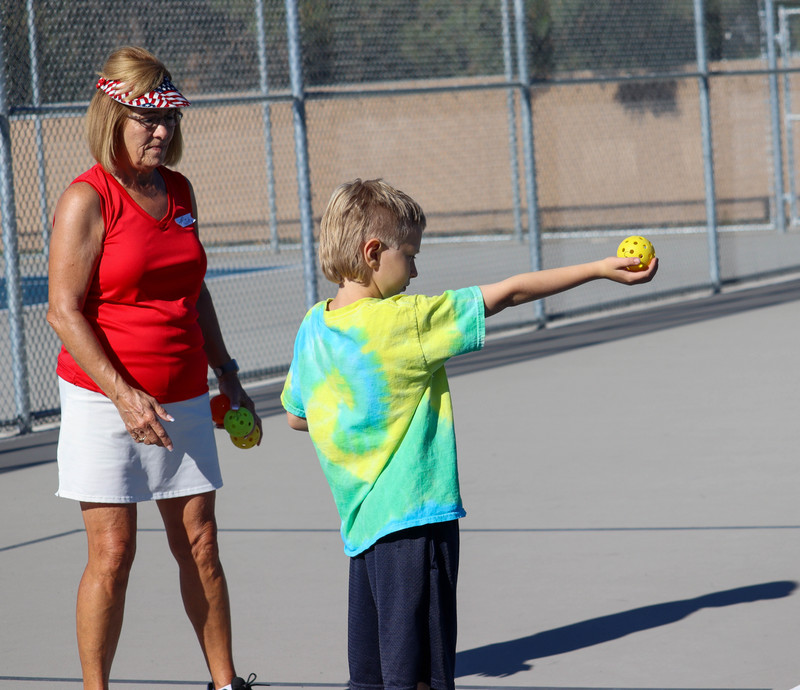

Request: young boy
left=281, top=178, right=657, bottom=690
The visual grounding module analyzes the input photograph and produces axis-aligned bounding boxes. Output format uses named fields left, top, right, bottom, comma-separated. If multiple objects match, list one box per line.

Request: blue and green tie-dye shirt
left=281, top=286, right=485, bottom=556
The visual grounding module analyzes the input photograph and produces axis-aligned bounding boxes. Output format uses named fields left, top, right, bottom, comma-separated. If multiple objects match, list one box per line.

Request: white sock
left=217, top=685, right=233, bottom=690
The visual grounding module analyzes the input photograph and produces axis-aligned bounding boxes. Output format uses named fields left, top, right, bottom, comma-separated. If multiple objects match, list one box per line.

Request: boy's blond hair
left=319, top=179, right=426, bottom=285
left=86, top=46, right=184, bottom=172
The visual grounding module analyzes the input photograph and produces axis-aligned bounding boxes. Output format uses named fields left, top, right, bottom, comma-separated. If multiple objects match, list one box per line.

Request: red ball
left=210, top=394, right=231, bottom=427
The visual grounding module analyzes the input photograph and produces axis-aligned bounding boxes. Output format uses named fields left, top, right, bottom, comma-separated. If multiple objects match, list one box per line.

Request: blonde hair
left=85, top=46, right=184, bottom=171
left=319, top=179, right=426, bottom=284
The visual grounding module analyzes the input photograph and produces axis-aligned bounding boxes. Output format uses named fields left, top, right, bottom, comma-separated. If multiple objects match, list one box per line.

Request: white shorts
left=56, top=378, right=223, bottom=503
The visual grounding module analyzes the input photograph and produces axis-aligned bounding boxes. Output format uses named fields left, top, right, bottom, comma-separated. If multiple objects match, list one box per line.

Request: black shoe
left=207, top=674, right=258, bottom=690
left=233, top=675, right=258, bottom=690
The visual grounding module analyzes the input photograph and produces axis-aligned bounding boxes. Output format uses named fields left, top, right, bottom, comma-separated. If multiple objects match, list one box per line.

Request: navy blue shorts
left=347, top=520, right=460, bottom=690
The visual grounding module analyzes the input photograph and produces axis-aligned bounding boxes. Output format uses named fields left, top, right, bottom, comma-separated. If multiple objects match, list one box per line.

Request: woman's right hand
left=114, top=385, right=175, bottom=451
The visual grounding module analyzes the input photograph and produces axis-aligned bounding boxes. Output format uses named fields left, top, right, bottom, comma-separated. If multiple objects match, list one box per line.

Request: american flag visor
left=96, top=76, right=191, bottom=108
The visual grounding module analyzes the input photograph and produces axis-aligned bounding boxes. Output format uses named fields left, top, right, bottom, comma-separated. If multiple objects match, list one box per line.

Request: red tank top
left=56, top=164, right=209, bottom=403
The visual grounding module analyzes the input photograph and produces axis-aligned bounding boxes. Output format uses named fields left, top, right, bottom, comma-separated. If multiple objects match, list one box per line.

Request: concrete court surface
left=2, top=277, right=800, bottom=690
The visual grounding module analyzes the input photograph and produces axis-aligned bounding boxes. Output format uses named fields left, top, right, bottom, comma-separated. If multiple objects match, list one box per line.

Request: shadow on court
left=455, top=580, right=797, bottom=678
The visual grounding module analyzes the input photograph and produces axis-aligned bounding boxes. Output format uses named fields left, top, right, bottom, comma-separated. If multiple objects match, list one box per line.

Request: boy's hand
left=601, top=256, right=659, bottom=284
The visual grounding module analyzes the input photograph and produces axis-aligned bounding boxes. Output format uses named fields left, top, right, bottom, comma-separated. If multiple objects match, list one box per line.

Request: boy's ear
left=363, top=238, right=383, bottom=269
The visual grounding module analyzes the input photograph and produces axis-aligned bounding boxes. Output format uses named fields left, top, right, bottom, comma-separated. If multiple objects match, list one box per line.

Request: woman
left=46, top=46, right=258, bottom=690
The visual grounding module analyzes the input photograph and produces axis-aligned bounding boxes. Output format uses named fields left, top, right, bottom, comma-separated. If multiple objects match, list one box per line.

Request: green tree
left=550, top=0, right=695, bottom=72
left=705, top=0, right=762, bottom=61
left=300, top=0, right=335, bottom=85
left=9, top=0, right=260, bottom=106
left=528, top=0, right=554, bottom=80
left=1, top=0, right=32, bottom=107
left=398, top=0, right=503, bottom=78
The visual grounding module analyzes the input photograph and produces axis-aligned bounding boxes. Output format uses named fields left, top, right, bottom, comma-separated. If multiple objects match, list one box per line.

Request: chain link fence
left=1, top=0, right=799, bottom=435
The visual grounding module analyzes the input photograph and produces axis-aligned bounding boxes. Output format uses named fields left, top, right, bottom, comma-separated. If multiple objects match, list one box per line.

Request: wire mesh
left=1, top=0, right=799, bottom=434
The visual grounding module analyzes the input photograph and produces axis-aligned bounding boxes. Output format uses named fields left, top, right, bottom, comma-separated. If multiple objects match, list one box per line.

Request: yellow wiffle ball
left=231, top=425, right=261, bottom=449
left=617, top=235, right=655, bottom=271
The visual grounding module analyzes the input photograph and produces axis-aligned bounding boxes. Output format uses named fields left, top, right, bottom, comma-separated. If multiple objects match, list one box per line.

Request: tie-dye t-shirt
left=281, top=286, right=485, bottom=556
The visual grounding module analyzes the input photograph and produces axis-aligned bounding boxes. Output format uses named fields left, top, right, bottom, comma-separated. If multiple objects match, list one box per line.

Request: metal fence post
left=285, top=0, right=317, bottom=310
left=26, top=0, right=50, bottom=259
left=765, top=0, right=787, bottom=233
left=501, top=0, right=523, bottom=243
left=0, top=42, right=32, bottom=434
left=693, top=0, right=721, bottom=292
left=255, top=0, right=280, bottom=253
left=777, top=7, right=799, bottom=226
left=512, top=0, right=544, bottom=325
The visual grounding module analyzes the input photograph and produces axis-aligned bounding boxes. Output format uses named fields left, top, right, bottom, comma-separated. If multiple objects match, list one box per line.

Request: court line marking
left=0, top=680, right=771, bottom=689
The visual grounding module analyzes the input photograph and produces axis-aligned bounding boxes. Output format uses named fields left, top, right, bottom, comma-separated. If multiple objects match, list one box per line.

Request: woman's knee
left=82, top=504, right=137, bottom=578
left=87, top=532, right=137, bottom=581
left=168, top=520, right=221, bottom=573
left=189, top=522, right=221, bottom=568
left=161, top=494, right=221, bottom=568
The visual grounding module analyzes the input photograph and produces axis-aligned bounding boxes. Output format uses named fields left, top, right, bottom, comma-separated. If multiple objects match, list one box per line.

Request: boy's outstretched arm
left=480, top=256, right=658, bottom=317
left=287, top=411, right=309, bottom=432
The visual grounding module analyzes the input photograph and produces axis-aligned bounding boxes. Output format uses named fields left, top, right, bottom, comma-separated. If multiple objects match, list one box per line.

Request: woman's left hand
left=218, top=374, right=263, bottom=446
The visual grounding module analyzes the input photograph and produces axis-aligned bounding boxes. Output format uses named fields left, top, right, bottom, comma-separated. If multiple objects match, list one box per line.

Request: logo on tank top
left=175, top=213, right=196, bottom=228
